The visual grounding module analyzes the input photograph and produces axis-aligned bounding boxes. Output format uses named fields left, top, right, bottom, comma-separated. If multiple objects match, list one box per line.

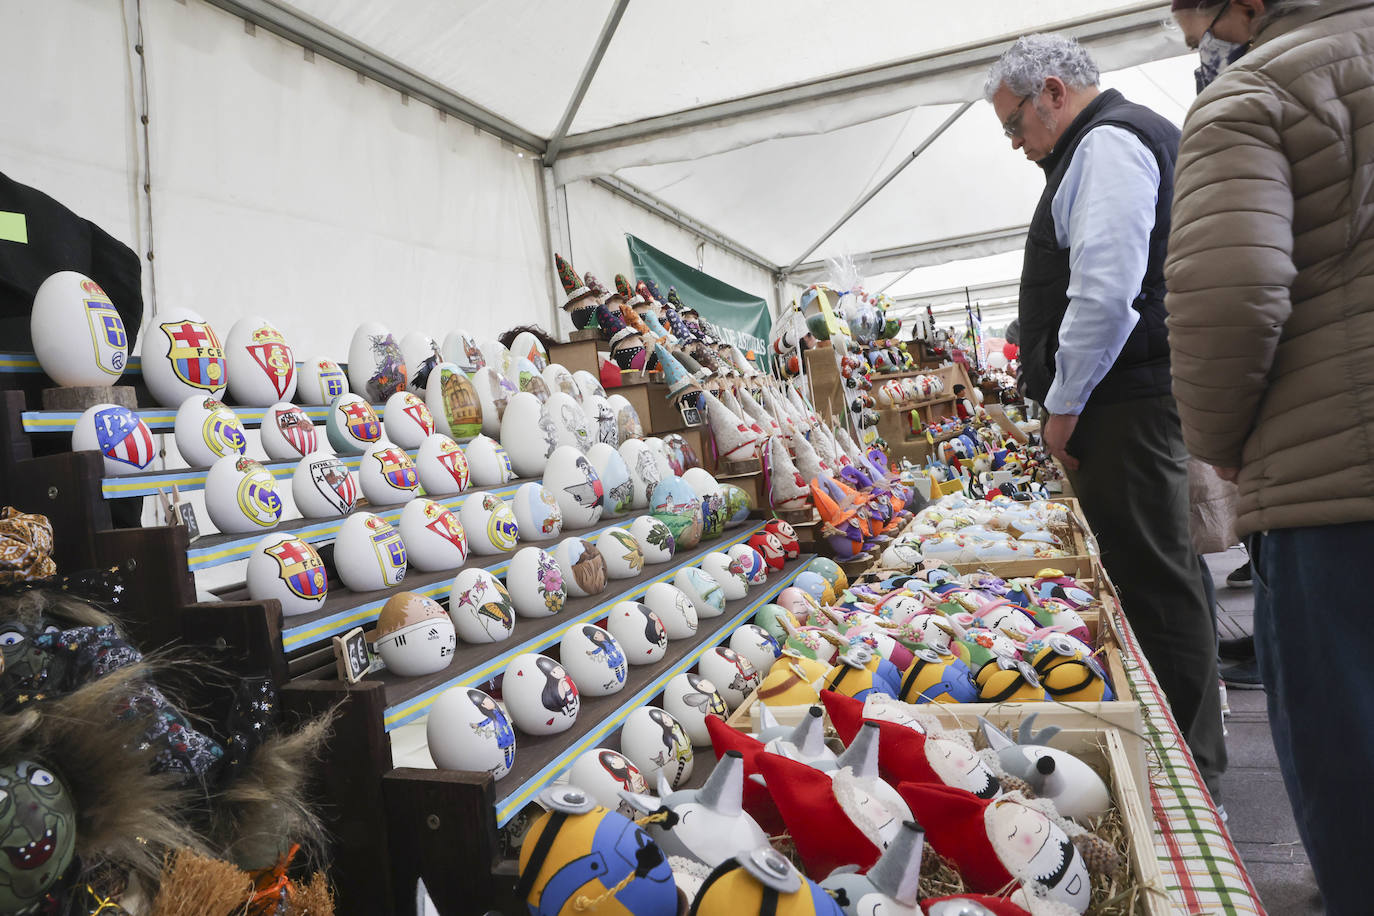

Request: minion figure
left=1028, top=635, right=1115, bottom=702
left=899, top=650, right=979, bottom=704
left=689, top=846, right=843, bottom=916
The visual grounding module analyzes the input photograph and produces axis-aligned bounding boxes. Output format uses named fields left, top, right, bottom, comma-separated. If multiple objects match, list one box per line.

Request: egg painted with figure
left=620, top=706, right=693, bottom=789
left=748, top=531, right=786, bottom=572
left=662, top=672, right=729, bottom=746
left=630, top=515, right=675, bottom=564
left=359, top=441, right=419, bottom=505
left=448, top=567, right=515, bottom=644
left=644, top=582, right=698, bottom=640
left=607, top=601, right=667, bottom=664
left=727, top=543, right=768, bottom=586
left=290, top=452, right=357, bottom=518
left=752, top=603, right=798, bottom=642
left=426, top=687, right=514, bottom=778
left=506, top=546, right=566, bottom=618
left=542, top=392, right=593, bottom=454
left=459, top=491, right=519, bottom=555
left=205, top=455, right=282, bottom=533
left=346, top=323, right=407, bottom=402
left=508, top=330, right=549, bottom=373
left=398, top=498, right=468, bottom=572
left=247, top=532, right=327, bottom=616
left=567, top=749, right=647, bottom=817
left=555, top=536, right=608, bottom=598
left=595, top=528, right=644, bottom=580
left=415, top=433, right=470, bottom=496
left=334, top=512, right=407, bottom=591
left=478, top=339, right=512, bottom=379
left=424, top=361, right=483, bottom=440
left=586, top=442, right=634, bottom=518
left=297, top=357, right=348, bottom=406
left=674, top=567, right=724, bottom=619
left=793, top=571, right=834, bottom=606
left=573, top=369, right=604, bottom=403
left=382, top=390, right=434, bottom=449
left=325, top=393, right=381, bottom=455
left=662, top=432, right=700, bottom=475
left=375, top=591, right=455, bottom=678
left=561, top=624, right=627, bottom=697
left=700, top=552, right=749, bottom=601
left=500, top=391, right=553, bottom=478
left=729, top=624, right=781, bottom=678
left=258, top=402, right=317, bottom=461
left=441, top=329, right=485, bottom=375
left=649, top=478, right=704, bottom=551
left=141, top=308, right=227, bottom=406
left=223, top=316, right=295, bottom=406
left=583, top=394, right=619, bottom=448
left=172, top=396, right=245, bottom=467
left=31, top=271, right=129, bottom=386
left=541, top=363, right=579, bottom=400
left=511, top=482, right=563, bottom=542
left=502, top=653, right=579, bottom=736
left=720, top=483, right=752, bottom=528
left=471, top=366, right=516, bottom=437
left=618, top=439, right=662, bottom=509
left=765, top=519, right=800, bottom=558
left=607, top=394, right=643, bottom=444
left=698, top=647, right=760, bottom=711
left=545, top=445, right=604, bottom=528
left=464, top=434, right=514, bottom=486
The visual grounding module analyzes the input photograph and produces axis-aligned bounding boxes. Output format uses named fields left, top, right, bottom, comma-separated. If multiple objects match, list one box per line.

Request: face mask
left=1195, top=30, right=1248, bottom=92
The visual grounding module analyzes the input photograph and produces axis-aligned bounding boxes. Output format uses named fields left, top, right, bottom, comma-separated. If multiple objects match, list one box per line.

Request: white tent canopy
left=5, top=0, right=1198, bottom=359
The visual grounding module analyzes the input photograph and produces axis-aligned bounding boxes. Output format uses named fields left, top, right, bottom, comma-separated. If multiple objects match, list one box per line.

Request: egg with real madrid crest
left=545, top=445, right=604, bottom=529
left=359, top=441, right=419, bottom=505
left=415, top=433, right=470, bottom=496
left=247, top=532, right=327, bottom=616
left=205, top=455, right=282, bottom=533
left=298, top=357, right=349, bottom=406
left=291, top=451, right=358, bottom=518
left=326, top=393, right=382, bottom=456
left=72, top=403, right=156, bottom=476
left=334, top=512, right=407, bottom=591
left=30, top=271, right=129, bottom=386
left=140, top=307, right=227, bottom=406
left=448, top=568, right=515, bottom=644
left=375, top=591, right=455, bottom=678
left=260, top=402, right=318, bottom=461
left=383, top=391, right=434, bottom=449
left=398, top=498, right=468, bottom=571
left=505, top=546, right=566, bottom=618
left=459, top=490, right=520, bottom=555
left=225, top=316, right=296, bottom=406
left=172, top=395, right=246, bottom=467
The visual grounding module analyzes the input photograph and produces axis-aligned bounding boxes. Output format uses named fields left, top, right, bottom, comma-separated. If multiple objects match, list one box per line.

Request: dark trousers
left=1252, top=525, right=1374, bottom=915
left=1064, top=395, right=1227, bottom=795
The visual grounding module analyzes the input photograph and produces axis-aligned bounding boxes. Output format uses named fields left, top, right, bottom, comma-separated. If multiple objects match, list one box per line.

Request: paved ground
left=1204, top=548, right=1325, bottom=915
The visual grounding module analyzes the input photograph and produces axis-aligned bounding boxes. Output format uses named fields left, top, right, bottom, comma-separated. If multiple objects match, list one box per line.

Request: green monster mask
left=0, top=759, right=77, bottom=913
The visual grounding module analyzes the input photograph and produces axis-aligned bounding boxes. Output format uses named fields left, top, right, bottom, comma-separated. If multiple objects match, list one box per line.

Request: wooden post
left=10, top=450, right=111, bottom=572
left=94, top=525, right=196, bottom=649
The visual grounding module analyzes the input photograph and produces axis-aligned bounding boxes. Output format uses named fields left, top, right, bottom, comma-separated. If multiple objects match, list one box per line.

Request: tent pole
left=783, top=101, right=972, bottom=275
left=543, top=0, right=631, bottom=165
left=541, top=167, right=572, bottom=335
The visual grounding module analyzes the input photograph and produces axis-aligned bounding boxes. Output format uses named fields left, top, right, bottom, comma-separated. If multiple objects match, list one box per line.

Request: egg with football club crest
left=334, top=512, right=407, bottom=591
left=505, top=546, right=566, bottom=618
left=502, top=653, right=579, bottom=736
left=247, top=532, right=328, bottom=616
left=606, top=601, right=667, bottom=663
left=459, top=491, right=520, bottom=555
left=607, top=393, right=644, bottom=444
left=374, top=591, right=455, bottom=678
left=225, top=316, right=296, bottom=406
left=383, top=391, right=434, bottom=449
left=630, top=515, right=675, bottom=565
left=728, top=543, right=769, bottom=585
left=398, top=498, right=468, bottom=571
left=560, top=624, right=627, bottom=697
left=359, top=441, right=419, bottom=505
left=298, top=357, right=349, bottom=405
left=31, top=271, right=129, bottom=386
left=545, top=445, right=604, bottom=529
left=260, top=402, right=319, bottom=461
left=662, top=672, right=729, bottom=746
left=347, top=322, right=407, bottom=402
left=620, top=706, right=693, bottom=789
left=448, top=568, right=515, bottom=644
left=426, top=686, right=514, bottom=778
left=472, top=366, right=516, bottom=437
left=290, top=452, right=358, bottom=518
left=618, top=438, right=662, bottom=509
left=543, top=392, right=593, bottom=453
left=415, top=433, right=470, bottom=496
left=426, top=362, right=484, bottom=439
left=586, top=443, right=633, bottom=518
left=205, top=455, right=283, bottom=534
left=441, top=329, right=485, bottom=375
left=141, top=308, right=227, bottom=406
left=644, top=582, right=698, bottom=640
left=326, top=393, right=382, bottom=455
left=510, top=482, right=563, bottom=542
left=500, top=391, right=552, bottom=478
left=595, top=528, right=644, bottom=580
left=729, top=624, right=781, bottom=677
left=464, top=434, right=514, bottom=486
left=72, top=403, right=156, bottom=476
left=674, top=567, right=724, bottom=619
left=567, top=749, right=647, bottom=816
left=555, top=537, right=607, bottom=598
left=698, top=646, right=760, bottom=711
left=172, top=395, right=246, bottom=467
left=701, top=552, right=749, bottom=601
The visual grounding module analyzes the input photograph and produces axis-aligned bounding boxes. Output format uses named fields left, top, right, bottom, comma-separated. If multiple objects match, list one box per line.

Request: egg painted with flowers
left=506, top=546, right=566, bottom=618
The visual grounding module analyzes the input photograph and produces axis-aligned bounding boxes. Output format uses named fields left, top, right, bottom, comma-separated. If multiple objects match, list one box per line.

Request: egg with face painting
left=259, top=402, right=318, bottom=461
left=544, top=445, right=604, bottom=529
left=415, top=433, right=470, bottom=496
left=567, top=749, right=646, bottom=817
left=630, top=515, right=675, bottom=564
left=554, top=537, right=607, bottom=598
left=448, top=568, right=515, bottom=644
left=662, top=672, right=729, bottom=746
left=505, top=546, right=566, bottom=618
left=561, top=624, right=628, bottom=697
left=643, top=582, right=698, bottom=640
left=583, top=395, right=619, bottom=448
left=766, top=519, right=800, bottom=558
left=747, top=531, right=786, bottom=572
left=426, top=687, right=514, bottom=778
left=502, top=653, right=579, bottom=736
left=459, top=491, right=519, bottom=555
left=620, top=706, right=692, bottom=789
left=606, top=601, right=667, bottom=664
left=510, top=482, right=562, bottom=542
left=375, top=591, right=455, bottom=678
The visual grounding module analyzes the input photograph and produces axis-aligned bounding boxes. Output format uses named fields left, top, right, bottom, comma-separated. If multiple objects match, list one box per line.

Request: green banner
left=627, top=234, right=772, bottom=363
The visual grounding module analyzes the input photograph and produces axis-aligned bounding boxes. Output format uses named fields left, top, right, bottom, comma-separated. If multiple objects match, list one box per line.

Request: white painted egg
left=595, top=528, right=644, bottom=580
left=225, top=316, right=296, bottom=406
left=290, top=452, right=358, bottom=518
left=555, top=536, right=607, bottom=598
left=584, top=395, right=619, bottom=448
left=458, top=490, right=520, bottom=555
left=586, top=443, right=633, bottom=518
left=727, top=544, right=769, bottom=586
left=543, top=392, right=592, bottom=453
left=333, top=512, right=407, bottom=591
left=505, top=546, right=566, bottom=618
left=72, top=403, right=156, bottom=476
left=259, top=402, right=319, bottom=461
left=509, top=330, right=549, bottom=372
left=698, top=647, right=760, bottom=711
left=505, top=356, right=545, bottom=400
left=560, top=624, right=627, bottom=697
left=297, top=357, right=349, bottom=405
left=510, top=482, right=562, bottom=542
left=479, top=340, right=512, bottom=379
left=567, top=749, right=646, bottom=816
left=502, top=653, right=579, bottom=736
left=204, top=454, right=282, bottom=533
left=448, top=568, right=515, bottom=644
left=630, top=516, right=676, bottom=564
left=500, top=391, right=552, bottom=478
left=471, top=366, right=516, bottom=437
left=618, top=439, right=662, bottom=509
left=325, top=393, right=382, bottom=455
left=140, top=308, right=227, bottom=406
left=606, top=601, right=667, bottom=664
left=398, top=498, right=468, bottom=571
left=31, top=271, right=128, bottom=386
left=246, top=532, right=328, bottom=616
left=374, top=591, right=455, bottom=678
left=606, top=394, right=643, bottom=444
left=643, top=437, right=675, bottom=483
left=542, top=363, right=579, bottom=400
left=399, top=331, right=442, bottom=386
left=425, top=361, right=484, bottom=440
left=728, top=624, right=781, bottom=678
left=464, top=434, right=513, bottom=486
left=440, top=329, right=486, bottom=375
left=662, top=673, right=729, bottom=746
left=358, top=440, right=419, bottom=505
left=347, top=322, right=408, bottom=402
left=674, top=567, right=725, bottom=619
left=643, top=582, right=698, bottom=640
left=700, top=552, right=748, bottom=601
left=620, top=706, right=692, bottom=789
left=426, top=687, right=514, bottom=778
left=383, top=391, right=434, bottom=449
left=573, top=369, right=605, bottom=403
left=415, top=433, right=470, bottom=496
left=544, top=445, right=604, bottom=529
left=172, top=395, right=246, bottom=467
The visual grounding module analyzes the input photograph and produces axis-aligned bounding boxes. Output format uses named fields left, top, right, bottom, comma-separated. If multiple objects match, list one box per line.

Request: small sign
left=680, top=404, right=702, bottom=426
left=333, top=627, right=373, bottom=684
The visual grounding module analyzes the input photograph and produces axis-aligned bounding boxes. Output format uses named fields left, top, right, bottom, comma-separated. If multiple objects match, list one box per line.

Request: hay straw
left=149, top=849, right=253, bottom=916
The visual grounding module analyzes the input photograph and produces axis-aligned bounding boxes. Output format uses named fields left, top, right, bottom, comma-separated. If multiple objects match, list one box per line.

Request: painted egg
left=426, top=362, right=484, bottom=440
left=727, top=544, right=768, bottom=585
left=698, top=647, right=760, bottom=711
left=607, top=394, right=644, bottom=444
left=584, top=395, right=619, bottom=447
left=682, top=468, right=726, bottom=540
left=661, top=433, right=700, bottom=475
left=573, top=369, right=605, bottom=403
left=479, top=339, right=512, bottom=379
left=509, top=330, right=549, bottom=372
left=172, top=395, right=246, bottom=467
left=793, top=571, right=833, bottom=605
left=383, top=391, right=434, bottom=449
left=291, top=452, right=357, bottom=518
left=347, top=322, right=408, bottom=402
left=747, top=532, right=786, bottom=572
left=398, top=498, right=468, bottom=571
left=505, top=546, right=566, bottom=618
left=542, top=363, right=579, bottom=400
left=399, top=332, right=442, bottom=387
left=644, top=582, right=698, bottom=640
left=595, top=528, right=644, bottom=580
left=471, top=366, right=516, bottom=437
left=31, top=271, right=128, bottom=385
left=334, top=512, right=407, bottom=591
left=606, top=601, right=667, bottom=664
left=700, top=552, right=748, bottom=601
left=619, top=439, right=662, bottom=509
left=630, top=515, right=675, bottom=564
left=561, top=624, right=627, bottom=697
left=440, top=329, right=485, bottom=375
left=246, top=532, right=327, bottom=616
left=720, top=484, right=752, bottom=528
left=567, top=749, right=647, bottom=816
left=326, top=393, right=382, bottom=455
left=358, top=441, right=419, bottom=506
left=140, top=308, right=227, bottom=406
left=510, top=482, right=563, bottom=542
left=448, top=568, right=515, bottom=644
left=662, top=672, right=729, bottom=746
left=464, top=434, right=514, bottom=487
left=728, top=624, right=781, bottom=677
left=459, top=491, right=519, bottom=555
left=505, top=356, right=546, bottom=401
left=375, top=591, right=455, bottom=678
left=642, top=437, right=675, bottom=482
left=620, top=706, right=693, bottom=789
left=545, top=445, right=604, bottom=529
left=752, top=603, right=797, bottom=642
left=649, top=478, right=703, bottom=551
left=555, top=536, right=607, bottom=598
left=766, top=519, right=800, bottom=558
left=297, top=357, right=349, bottom=406
left=500, top=391, right=552, bottom=478
left=415, top=433, right=470, bottom=496
left=674, top=567, right=724, bottom=619
left=543, top=392, right=593, bottom=453
left=205, top=454, right=282, bottom=533
left=502, top=653, right=579, bottom=736
left=260, top=402, right=318, bottom=461
left=225, top=316, right=296, bottom=406
left=426, top=687, right=514, bottom=778
left=586, top=443, right=633, bottom=518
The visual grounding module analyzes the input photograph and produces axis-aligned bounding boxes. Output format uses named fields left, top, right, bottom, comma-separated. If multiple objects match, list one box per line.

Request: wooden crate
left=546, top=339, right=600, bottom=376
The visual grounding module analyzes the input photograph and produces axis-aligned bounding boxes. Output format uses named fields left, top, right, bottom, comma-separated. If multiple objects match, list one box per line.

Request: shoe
left=1221, top=659, right=1263, bottom=690
left=1218, top=680, right=1230, bottom=717
left=1217, top=803, right=1229, bottom=824
left=1226, top=562, right=1252, bottom=588
left=1218, top=635, right=1255, bottom=660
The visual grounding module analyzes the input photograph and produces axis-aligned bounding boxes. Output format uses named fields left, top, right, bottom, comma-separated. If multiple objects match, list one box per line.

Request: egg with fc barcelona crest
left=140, top=308, right=227, bottom=406
left=359, top=441, right=419, bottom=505
left=326, top=393, right=382, bottom=455
left=247, top=532, right=328, bottom=616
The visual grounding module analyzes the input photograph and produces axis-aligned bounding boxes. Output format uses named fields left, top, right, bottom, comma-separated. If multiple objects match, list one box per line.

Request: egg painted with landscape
left=459, top=491, right=519, bottom=555
left=544, top=445, right=604, bottom=529
left=630, top=515, right=675, bottom=564
left=505, top=356, right=547, bottom=402
left=560, top=624, right=627, bottom=697
left=500, top=392, right=552, bottom=478
left=448, top=568, right=515, bottom=644
left=31, top=271, right=128, bottom=386
left=595, top=528, right=644, bottom=580
left=464, top=434, right=514, bottom=486
left=643, top=582, right=697, bottom=640
left=297, top=357, right=349, bottom=405
left=246, top=532, right=327, bottom=616
left=721, top=483, right=752, bottom=528
left=290, top=452, right=358, bottom=518
left=172, top=396, right=246, bottom=467
left=441, top=329, right=486, bottom=375
left=555, top=536, right=607, bottom=598
left=426, top=361, right=484, bottom=439
left=471, top=366, right=516, bottom=437
left=358, top=441, right=419, bottom=505
left=510, top=482, right=563, bottom=542
left=586, top=443, right=633, bottom=518
left=398, top=498, right=468, bottom=571
left=326, top=393, right=382, bottom=455
left=502, top=653, right=579, bottom=736
left=204, top=454, right=282, bottom=534
left=140, top=308, right=227, bottom=406
left=649, top=477, right=703, bottom=551
left=383, top=391, right=434, bottom=449
left=260, top=402, right=318, bottom=461
left=415, top=433, right=470, bottom=496
left=334, top=512, right=407, bottom=591
left=347, top=322, right=407, bottom=402
left=225, top=316, right=296, bottom=406
left=505, top=546, right=566, bottom=618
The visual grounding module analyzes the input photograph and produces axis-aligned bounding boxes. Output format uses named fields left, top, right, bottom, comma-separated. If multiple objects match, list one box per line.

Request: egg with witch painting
left=347, top=322, right=407, bottom=402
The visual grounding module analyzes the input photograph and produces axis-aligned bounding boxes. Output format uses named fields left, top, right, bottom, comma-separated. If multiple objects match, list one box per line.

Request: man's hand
left=1043, top=413, right=1080, bottom=471
left=1215, top=466, right=1240, bottom=483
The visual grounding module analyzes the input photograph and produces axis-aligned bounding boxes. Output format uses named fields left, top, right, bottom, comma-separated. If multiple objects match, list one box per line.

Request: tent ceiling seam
left=543, top=0, right=631, bottom=165
left=790, top=226, right=1030, bottom=281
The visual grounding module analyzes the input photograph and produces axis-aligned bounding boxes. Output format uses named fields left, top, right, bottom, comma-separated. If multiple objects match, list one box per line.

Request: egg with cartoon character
left=643, top=582, right=698, bottom=640
left=375, top=591, right=455, bottom=678
left=728, top=624, right=781, bottom=676
left=141, top=308, right=228, bottom=406
left=205, top=454, right=283, bottom=533
left=427, top=686, right=515, bottom=779
left=334, top=512, right=407, bottom=591
left=347, top=322, right=407, bottom=402
left=642, top=437, right=675, bottom=482
left=661, top=432, right=700, bottom=475
left=71, top=404, right=158, bottom=477
left=505, top=546, right=566, bottom=618
left=545, top=445, right=604, bottom=529
left=0, top=757, right=78, bottom=912
left=502, top=653, right=579, bottom=736
left=619, top=438, right=662, bottom=509
left=471, top=366, right=516, bottom=437
left=479, top=339, right=512, bottom=379
left=766, top=519, right=801, bottom=558
left=543, top=392, right=593, bottom=454
left=661, top=672, right=729, bottom=746
left=560, top=624, right=628, bottom=697
left=398, top=498, right=468, bottom=571
left=674, top=567, right=724, bottom=619
left=555, top=536, right=607, bottom=598
left=458, top=491, right=519, bottom=555
left=606, top=393, right=643, bottom=444
left=595, top=528, right=644, bottom=580
left=584, top=394, right=619, bottom=447
left=510, top=482, right=563, bottom=542
left=448, top=568, right=516, bottom=644
left=700, top=552, right=749, bottom=601
left=291, top=452, right=358, bottom=518
left=607, top=601, right=668, bottom=664
left=326, top=393, right=382, bottom=455
left=567, top=749, right=647, bottom=817
left=225, top=316, right=296, bottom=406
left=415, top=433, right=470, bottom=496
left=508, top=330, right=549, bottom=373
left=464, top=434, right=514, bottom=486
left=173, top=395, right=246, bottom=467
left=298, top=357, right=349, bottom=405
left=698, top=646, right=760, bottom=711
left=426, top=362, right=484, bottom=439
left=747, top=531, right=786, bottom=572
left=586, top=442, right=634, bottom=518
left=620, top=706, right=693, bottom=789
left=728, top=544, right=768, bottom=585
left=247, top=532, right=328, bottom=616
left=630, top=515, right=675, bottom=564
left=259, top=402, right=318, bottom=461
left=441, top=329, right=485, bottom=375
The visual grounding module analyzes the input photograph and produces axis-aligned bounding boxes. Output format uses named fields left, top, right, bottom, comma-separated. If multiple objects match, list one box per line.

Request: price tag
left=333, top=627, right=375, bottom=684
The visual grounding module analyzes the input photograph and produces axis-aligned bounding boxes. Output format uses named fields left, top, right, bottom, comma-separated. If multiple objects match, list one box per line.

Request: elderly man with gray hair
left=985, top=35, right=1227, bottom=797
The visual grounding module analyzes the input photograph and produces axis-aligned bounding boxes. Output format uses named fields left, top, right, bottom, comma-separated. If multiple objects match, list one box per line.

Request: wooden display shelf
left=545, top=338, right=600, bottom=376
left=21, top=399, right=386, bottom=435
left=612, top=379, right=703, bottom=435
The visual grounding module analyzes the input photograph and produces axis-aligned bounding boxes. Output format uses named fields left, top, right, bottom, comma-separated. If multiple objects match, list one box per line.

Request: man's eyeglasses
left=1002, top=94, right=1033, bottom=139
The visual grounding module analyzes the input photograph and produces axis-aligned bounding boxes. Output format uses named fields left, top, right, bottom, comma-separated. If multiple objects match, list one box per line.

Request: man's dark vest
left=1017, top=88, right=1179, bottom=408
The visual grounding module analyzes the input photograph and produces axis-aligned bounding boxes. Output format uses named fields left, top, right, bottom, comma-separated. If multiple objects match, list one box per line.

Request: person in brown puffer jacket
left=1166, top=0, right=1374, bottom=910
